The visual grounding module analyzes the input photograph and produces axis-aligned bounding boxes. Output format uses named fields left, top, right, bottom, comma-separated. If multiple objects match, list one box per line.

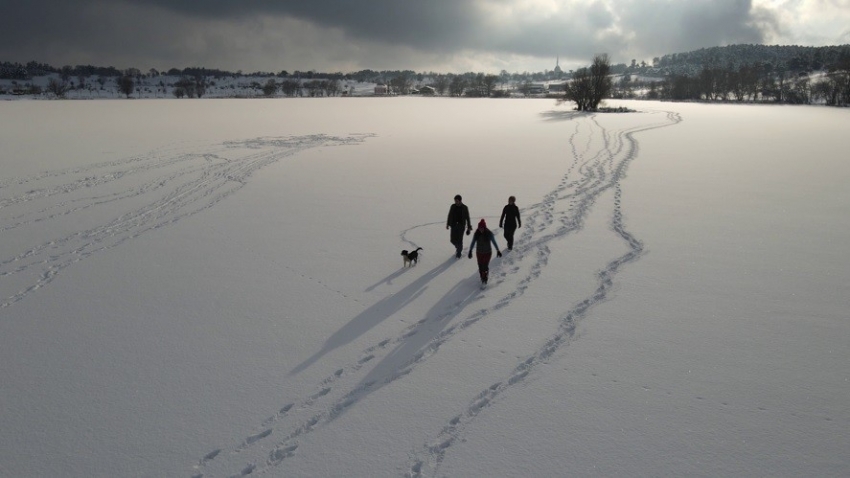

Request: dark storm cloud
left=0, top=0, right=807, bottom=72
left=118, top=0, right=483, bottom=50
left=106, top=0, right=777, bottom=57
left=0, top=0, right=485, bottom=69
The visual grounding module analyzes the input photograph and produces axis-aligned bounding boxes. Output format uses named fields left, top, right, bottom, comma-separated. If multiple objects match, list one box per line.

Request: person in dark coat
left=499, top=195, right=522, bottom=250
left=446, top=194, right=472, bottom=258
left=468, top=219, right=502, bottom=285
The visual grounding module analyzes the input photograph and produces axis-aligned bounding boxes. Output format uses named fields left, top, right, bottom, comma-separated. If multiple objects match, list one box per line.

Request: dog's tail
left=414, top=247, right=423, bottom=252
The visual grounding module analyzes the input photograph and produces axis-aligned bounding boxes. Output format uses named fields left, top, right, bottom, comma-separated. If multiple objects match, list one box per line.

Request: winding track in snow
left=406, top=110, right=681, bottom=476
left=189, top=110, right=681, bottom=478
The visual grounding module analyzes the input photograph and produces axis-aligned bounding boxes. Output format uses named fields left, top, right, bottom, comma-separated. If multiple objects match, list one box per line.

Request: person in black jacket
left=499, top=195, right=521, bottom=250
left=446, top=194, right=472, bottom=258
left=468, top=219, right=502, bottom=285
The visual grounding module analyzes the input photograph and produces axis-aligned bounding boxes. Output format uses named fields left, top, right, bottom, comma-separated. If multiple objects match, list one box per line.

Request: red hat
left=478, top=219, right=486, bottom=229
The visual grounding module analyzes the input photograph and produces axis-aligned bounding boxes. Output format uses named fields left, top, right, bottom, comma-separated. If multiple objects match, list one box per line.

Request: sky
left=1, top=0, right=849, bottom=74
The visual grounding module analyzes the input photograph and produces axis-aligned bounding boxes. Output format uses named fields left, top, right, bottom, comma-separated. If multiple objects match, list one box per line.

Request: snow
left=0, top=98, right=848, bottom=478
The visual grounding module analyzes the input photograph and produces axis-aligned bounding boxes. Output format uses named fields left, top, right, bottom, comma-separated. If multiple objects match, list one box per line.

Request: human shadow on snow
left=325, top=275, right=482, bottom=423
left=290, top=257, right=456, bottom=376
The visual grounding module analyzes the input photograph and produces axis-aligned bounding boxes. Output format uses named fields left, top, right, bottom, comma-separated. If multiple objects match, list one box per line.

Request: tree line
left=649, top=44, right=850, bottom=77
left=4, top=43, right=849, bottom=107
left=613, top=56, right=850, bottom=106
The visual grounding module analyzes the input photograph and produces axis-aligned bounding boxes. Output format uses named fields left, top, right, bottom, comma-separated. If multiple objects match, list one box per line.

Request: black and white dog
left=401, top=247, right=423, bottom=267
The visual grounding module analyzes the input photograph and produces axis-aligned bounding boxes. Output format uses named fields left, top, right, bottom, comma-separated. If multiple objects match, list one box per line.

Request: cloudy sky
left=1, top=0, right=848, bottom=74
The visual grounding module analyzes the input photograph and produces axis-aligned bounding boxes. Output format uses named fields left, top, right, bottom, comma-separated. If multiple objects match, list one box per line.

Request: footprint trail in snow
left=189, top=110, right=681, bottom=478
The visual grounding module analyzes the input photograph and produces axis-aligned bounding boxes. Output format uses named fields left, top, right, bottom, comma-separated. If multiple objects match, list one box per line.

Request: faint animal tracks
left=0, top=134, right=373, bottom=311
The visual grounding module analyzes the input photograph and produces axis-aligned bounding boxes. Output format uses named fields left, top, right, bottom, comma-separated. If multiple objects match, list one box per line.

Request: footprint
left=245, top=428, right=272, bottom=445
left=270, top=444, right=298, bottom=463
left=201, top=449, right=220, bottom=463
left=304, top=416, right=320, bottom=430
left=311, top=388, right=331, bottom=400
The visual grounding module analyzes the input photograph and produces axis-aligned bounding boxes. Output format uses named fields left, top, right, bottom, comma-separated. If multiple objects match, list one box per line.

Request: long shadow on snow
left=325, top=275, right=482, bottom=423
left=539, top=109, right=585, bottom=122
left=291, top=257, right=456, bottom=376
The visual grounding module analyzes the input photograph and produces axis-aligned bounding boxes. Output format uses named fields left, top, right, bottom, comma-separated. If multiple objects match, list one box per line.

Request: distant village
left=3, top=44, right=849, bottom=106
left=0, top=58, right=579, bottom=100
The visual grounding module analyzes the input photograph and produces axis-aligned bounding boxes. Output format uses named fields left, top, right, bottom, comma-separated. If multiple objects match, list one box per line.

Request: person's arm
left=464, top=206, right=472, bottom=232
left=446, top=206, right=453, bottom=229
left=500, top=206, right=507, bottom=228
left=489, top=232, right=501, bottom=256
left=467, top=232, right=478, bottom=258
left=515, top=205, right=521, bottom=228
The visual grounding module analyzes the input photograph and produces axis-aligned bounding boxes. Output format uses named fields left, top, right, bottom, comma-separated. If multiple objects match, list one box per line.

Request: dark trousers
left=450, top=225, right=464, bottom=255
left=503, top=226, right=517, bottom=249
left=476, top=251, right=492, bottom=282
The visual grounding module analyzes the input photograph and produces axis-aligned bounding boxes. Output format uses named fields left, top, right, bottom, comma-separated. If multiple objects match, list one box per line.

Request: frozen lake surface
left=1, top=98, right=848, bottom=477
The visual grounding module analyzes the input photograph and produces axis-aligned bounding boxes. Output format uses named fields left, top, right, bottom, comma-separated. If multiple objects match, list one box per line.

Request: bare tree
left=262, top=78, right=278, bottom=97
left=467, top=73, right=488, bottom=97
left=517, top=79, right=533, bottom=97
left=118, top=75, right=135, bottom=98
left=389, top=73, right=413, bottom=94
left=325, top=79, right=341, bottom=96
left=832, top=53, right=850, bottom=106
left=304, top=80, right=322, bottom=97
left=564, top=67, right=592, bottom=110
left=46, top=77, right=71, bottom=98
left=194, top=76, right=207, bottom=98
left=448, top=75, right=467, bottom=97
left=482, top=74, right=499, bottom=97
left=175, top=77, right=196, bottom=98
left=280, top=79, right=301, bottom=97
left=563, top=54, right=612, bottom=111
left=433, top=75, right=449, bottom=95
left=588, top=54, right=613, bottom=108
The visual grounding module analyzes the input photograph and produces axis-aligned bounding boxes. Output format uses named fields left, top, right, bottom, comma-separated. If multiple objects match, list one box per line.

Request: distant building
left=419, top=86, right=436, bottom=96
left=553, top=57, right=563, bottom=79
left=548, top=82, right=567, bottom=92
left=528, top=82, right=549, bottom=95
left=374, top=84, right=388, bottom=95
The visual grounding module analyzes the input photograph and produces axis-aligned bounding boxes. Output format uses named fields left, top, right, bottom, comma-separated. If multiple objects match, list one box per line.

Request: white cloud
left=753, top=0, right=850, bottom=44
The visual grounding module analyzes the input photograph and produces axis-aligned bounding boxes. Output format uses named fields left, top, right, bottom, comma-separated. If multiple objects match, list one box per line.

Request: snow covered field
left=1, top=98, right=848, bottom=477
